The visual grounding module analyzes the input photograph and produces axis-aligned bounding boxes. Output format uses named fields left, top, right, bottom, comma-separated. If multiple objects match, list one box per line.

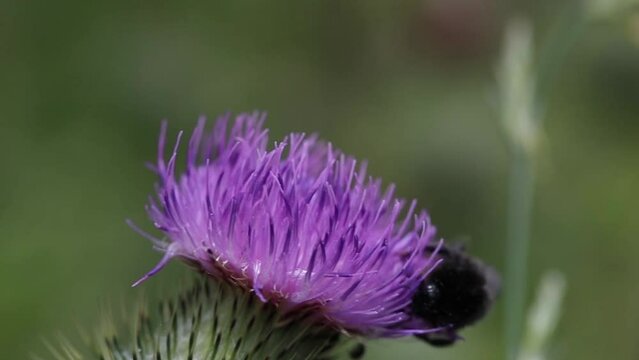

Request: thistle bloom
left=134, top=113, right=441, bottom=338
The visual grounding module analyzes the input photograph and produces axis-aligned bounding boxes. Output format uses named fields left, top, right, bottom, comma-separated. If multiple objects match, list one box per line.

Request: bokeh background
left=2, top=1, right=638, bottom=359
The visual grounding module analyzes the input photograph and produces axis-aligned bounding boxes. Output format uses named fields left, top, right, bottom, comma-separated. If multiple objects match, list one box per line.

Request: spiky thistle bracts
left=135, top=113, right=441, bottom=337
left=87, top=279, right=354, bottom=360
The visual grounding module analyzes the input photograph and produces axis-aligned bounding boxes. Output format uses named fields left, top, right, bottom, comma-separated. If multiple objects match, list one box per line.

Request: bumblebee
left=412, top=243, right=500, bottom=346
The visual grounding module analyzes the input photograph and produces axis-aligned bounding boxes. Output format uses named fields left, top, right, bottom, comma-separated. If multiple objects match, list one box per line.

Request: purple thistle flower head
left=133, top=113, right=442, bottom=337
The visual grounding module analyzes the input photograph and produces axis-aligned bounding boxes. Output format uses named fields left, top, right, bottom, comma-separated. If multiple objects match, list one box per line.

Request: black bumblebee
left=412, top=243, right=500, bottom=346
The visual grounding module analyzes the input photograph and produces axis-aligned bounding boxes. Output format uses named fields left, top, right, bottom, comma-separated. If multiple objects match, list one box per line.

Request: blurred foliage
left=1, top=0, right=638, bottom=359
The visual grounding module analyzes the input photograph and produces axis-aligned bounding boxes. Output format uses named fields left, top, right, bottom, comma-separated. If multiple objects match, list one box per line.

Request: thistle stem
left=497, top=19, right=538, bottom=360
left=499, top=5, right=587, bottom=356
left=504, top=146, right=535, bottom=360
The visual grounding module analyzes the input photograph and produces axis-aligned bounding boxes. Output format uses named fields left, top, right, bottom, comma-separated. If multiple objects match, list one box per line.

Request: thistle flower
left=133, top=113, right=441, bottom=338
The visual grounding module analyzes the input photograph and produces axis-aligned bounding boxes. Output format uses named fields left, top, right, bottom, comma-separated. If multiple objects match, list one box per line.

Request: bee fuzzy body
left=412, top=244, right=500, bottom=347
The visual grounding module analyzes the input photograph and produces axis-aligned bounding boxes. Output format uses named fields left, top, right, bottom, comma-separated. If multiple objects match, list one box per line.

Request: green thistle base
left=74, top=277, right=360, bottom=360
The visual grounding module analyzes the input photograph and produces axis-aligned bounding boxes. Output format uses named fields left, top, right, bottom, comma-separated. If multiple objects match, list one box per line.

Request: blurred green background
left=2, top=1, right=638, bottom=359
